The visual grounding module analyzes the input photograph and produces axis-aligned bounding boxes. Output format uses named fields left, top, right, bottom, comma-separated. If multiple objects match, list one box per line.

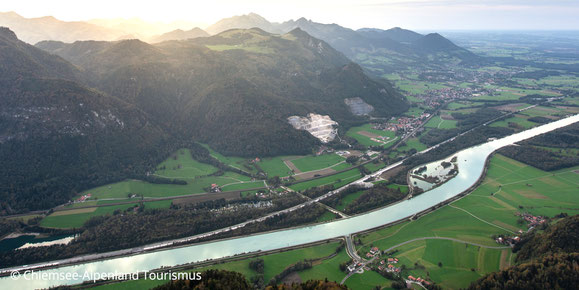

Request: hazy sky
left=2, top=0, right=579, bottom=30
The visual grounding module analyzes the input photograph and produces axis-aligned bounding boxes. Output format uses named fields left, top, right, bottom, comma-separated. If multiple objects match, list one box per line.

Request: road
left=287, top=187, right=350, bottom=218
left=340, top=235, right=375, bottom=285
left=382, top=237, right=511, bottom=253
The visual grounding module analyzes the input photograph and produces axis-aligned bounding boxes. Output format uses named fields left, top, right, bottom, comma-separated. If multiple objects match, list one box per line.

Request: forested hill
left=37, top=28, right=408, bottom=156
left=0, top=27, right=176, bottom=214
left=0, top=26, right=407, bottom=214
left=469, top=215, right=579, bottom=289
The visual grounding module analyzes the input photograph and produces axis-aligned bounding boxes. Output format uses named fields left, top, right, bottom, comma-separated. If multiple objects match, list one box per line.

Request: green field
left=446, top=101, right=477, bottom=110
left=396, top=80, right=449, bottom=95
left=79, top=172, right=253, bottom=200
left=316, top=210, right=337, bottom=222
left=332, top=190, right=365, bottom=212
left=154, top=149, right=218, bottom=178
left=489, top=114, right=536, bottom=130
left=289, top=169, right=362, bottom=192
left=393, top=239, right=504, bottom=289
left=396, top=137, right=428, bottom=152
left=258, top=156, right=295, bottom=177
left=364, top=160, right=387, bottom=173
left=424, top=115, right=458, bottom=129
left=200, top=144, right=258, bottom=175
left=40, top=200, right=173, bottom=228
left=346, top=123, right=397, bottom=147
left=353, top=154, right=579, bottom=287
left=291, top=154, right=346, bottom=172
left=475, top=86, right=560, bottom=101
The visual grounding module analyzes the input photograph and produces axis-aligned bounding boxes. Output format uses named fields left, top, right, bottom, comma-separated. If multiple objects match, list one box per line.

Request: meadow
left=352, top=154, right=578, bottom=287
left=290, top=154, right=345, bottom=172
left=289, top=169, right=362, bottom=192
left=346, top=123, right=397, bottom=147
left=424, top=115, right=458, bottom=129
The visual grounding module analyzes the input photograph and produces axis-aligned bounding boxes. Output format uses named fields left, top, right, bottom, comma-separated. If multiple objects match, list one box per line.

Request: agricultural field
left=290, top=154, right=346, bottom=172
left=154, top=149, right=217, bottom=179
left=200, top=144, right=258, bottom=175
left=346, top=123, right=397, bottom=147
left=332, top=190, right=365, bottom=212
left=76, top=172, right=254, bottom=200
left=424, top=115, right=458, bottom=129
left=404, top=106, right=427, bottom=117
left=257, top=156, right=296, bottom=177
left=489, top=114, right=536, bottom=130
left=316, top=210, right=338, bottom=222
left=40, top=200, right=173, bottom=229
left=396, top=137, right=428, bottom=153
left=474, top=85, right=561, bottom=101
left=364, top=160, right=387, bottom=173
left=352, top=154, right=579, bottom=287
left=391, top=239, right=504, bottom=289
left=72, top=146, right=262, bottom=201
left=396, top=80, right=449, bottom=95
left=289, top=169, right=362, bottom=192
left=446, top=101, right=479, bottom=110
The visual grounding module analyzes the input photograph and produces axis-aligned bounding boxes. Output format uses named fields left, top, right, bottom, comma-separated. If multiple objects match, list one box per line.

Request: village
left=346, top=246, right=432, bottom=288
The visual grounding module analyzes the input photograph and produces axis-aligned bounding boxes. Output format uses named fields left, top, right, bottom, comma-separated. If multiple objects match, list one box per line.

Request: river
left=1, top=114, right=577, bottom=289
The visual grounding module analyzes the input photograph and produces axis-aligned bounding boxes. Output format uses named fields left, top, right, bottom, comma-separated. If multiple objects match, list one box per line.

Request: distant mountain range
left=202, top=14, right=480, bottom=72
left=150, top=28, right=209, bottom=43
left=0, top=11, right=126, bottom=43
left=0, top=12, right=204, bottom=44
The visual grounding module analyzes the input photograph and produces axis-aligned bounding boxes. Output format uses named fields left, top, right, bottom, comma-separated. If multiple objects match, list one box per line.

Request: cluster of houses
left=407, top=275, right=431, bottom=286
left=372, top=113, right=430, bottom=134
left=347, top=262, right=363, bottom=273
left=495, top=234, right=522, bottom=246
left=210, top=183, right=221, bottom=193
left=366, top=246, right=381, bottom=258
left=75, top=193, right=92, bottom=203
left=254, top=188, right=290, bottom=198
left=378, top=257, right=401, bottom=274
left=516, top=212, right=546, bottom=228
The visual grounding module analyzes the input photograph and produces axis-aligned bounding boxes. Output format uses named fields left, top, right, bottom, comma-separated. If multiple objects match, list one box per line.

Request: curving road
left=382, top=236, right=511, bottom=253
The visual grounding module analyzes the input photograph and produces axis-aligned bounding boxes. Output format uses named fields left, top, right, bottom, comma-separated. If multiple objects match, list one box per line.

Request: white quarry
left=287, top=113, right=338, bottom=143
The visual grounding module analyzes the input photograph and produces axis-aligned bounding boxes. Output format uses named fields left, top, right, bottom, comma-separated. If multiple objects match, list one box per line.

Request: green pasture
left=291, top=154, right=345, bottom=172
left=289, top=169, right=362, bottom=192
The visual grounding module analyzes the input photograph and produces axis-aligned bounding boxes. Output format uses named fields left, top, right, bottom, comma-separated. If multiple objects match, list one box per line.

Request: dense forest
left=419, top=108, right=505, bottom=146
left=153, top=270, right=252, bottom=290
left=513, top=214, right=579, bottom=263
left=321, top=184, right=406, bottom=215
left=468, top=253, right=579, bottom=289
left=37, top=28, right=408, bottom=157
left=498, top=123, right=579, bottom=171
